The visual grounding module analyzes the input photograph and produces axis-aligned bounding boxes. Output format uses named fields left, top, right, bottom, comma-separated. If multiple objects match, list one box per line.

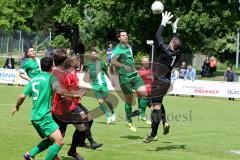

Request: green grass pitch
left=0, top=84, right=239, bottom=160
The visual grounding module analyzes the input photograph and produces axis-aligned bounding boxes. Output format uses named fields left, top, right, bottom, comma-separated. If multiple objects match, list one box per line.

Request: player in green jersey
left=111, top=29, right=147, bottom=132
left=19, top=47, right=41, bottom=81
left=12, top=57, right=64, bottom=160
left=86, top=50, right=116, bottom=124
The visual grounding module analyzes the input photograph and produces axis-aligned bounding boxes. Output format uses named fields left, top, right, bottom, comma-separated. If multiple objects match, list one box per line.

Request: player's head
left=24, top=47, right=36, bottom=59
left=188, top=65, right=192, bottom=70
left=91, top=51, right=97, bottom=60
left=41, top=57, right=53, bottom=72
left=53, top=48, right=67, bottom=66
left=181, top=61, right=186, bottom=67
left=227, top=66, right=232, bottom=71
left=169, top=36, right=182, bottom=51
left=64, top=56, right=77, bottom=70
left=116, top=29, right=128, bottom=44
left=141, top=56, right=150, bottom=69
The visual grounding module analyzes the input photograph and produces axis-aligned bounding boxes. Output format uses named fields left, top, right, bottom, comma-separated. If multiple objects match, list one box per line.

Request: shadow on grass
left=137, top=126, right=151, bottom=129
left=120, top=135, right=144, bottom=140
left=95, top=121, right=116, bottom=125
left=162, top=141, right=173, bottom=144
left=147, top=144, right=186, bottom=151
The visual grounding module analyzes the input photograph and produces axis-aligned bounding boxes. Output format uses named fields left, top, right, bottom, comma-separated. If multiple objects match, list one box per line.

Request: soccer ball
left=151, top=1, right=164, bottom=15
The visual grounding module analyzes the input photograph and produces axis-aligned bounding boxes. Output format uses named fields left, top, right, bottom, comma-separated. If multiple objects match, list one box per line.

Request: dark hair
left=171, top=36, right=182, bottom=50
left=41, top=57, right=53, bottom=72
left=24, top=43, right=33, bottom=58
left=53, top=48, right=67, bottom=66
left=116, top=29, right=126, bottom=38
left=24, top=47, right=34, bottom=58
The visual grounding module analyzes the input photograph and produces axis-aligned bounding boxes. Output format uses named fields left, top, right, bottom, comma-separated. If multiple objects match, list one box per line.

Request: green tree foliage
left=1, top=0, right=239, bottom=63
left=0, top=0, right=32, bottom=30
left=171, top=0, right=240, bottom=62
left=51, top=34, right=70, bottom=49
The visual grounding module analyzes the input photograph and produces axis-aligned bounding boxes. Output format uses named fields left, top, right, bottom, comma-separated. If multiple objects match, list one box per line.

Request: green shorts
left=92, top=84, right=109, bottom=99
left=32, top=116, right=59, bottom=139
left=119, top=73, right=145, bottom=95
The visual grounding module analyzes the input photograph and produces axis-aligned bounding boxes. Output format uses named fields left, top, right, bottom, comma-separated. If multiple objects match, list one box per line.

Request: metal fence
left=0, top=29, right=51, bottom=56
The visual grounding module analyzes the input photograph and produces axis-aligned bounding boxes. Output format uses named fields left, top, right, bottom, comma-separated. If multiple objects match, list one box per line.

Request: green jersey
left=21, top=58, right=40, bottom=78
left=23, top=72, right=55, bottom=121
left=86, top=60, right=108, bottom=86
left=112, top=44, right=136, bottom=76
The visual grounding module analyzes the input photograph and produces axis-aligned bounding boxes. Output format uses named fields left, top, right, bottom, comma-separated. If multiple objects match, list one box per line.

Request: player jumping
left=111, top=29, right=147, bottom=132
left=143, top=11, right=182, bottom=143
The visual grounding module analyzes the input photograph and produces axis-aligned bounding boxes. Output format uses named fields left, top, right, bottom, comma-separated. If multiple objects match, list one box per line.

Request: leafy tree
left=51, top=34, right=70, bottom=49
left=1, top=0, right=239, bottom=63
left=0, top=0, right=32, bottom=31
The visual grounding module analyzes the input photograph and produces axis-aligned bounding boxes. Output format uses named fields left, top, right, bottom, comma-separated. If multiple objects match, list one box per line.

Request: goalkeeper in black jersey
left=144, top=11, right=182, bottom=143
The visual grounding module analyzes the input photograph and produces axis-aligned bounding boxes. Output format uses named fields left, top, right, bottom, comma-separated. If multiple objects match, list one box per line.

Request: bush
left=51, top=35, right=70, bottom=49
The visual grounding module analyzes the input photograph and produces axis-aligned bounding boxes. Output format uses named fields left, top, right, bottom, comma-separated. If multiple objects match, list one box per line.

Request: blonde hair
left=141, top=56, right=149, bottom=61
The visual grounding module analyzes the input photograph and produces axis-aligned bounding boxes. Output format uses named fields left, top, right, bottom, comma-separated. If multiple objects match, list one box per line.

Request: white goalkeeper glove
left=161, top=11, right=173, bottom=26
left=172, top=18, right=179, bottom=33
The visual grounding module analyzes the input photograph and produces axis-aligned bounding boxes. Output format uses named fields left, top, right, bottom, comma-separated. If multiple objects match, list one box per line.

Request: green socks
left=125, top=103, right=132, bottom=123
left=29, top=139, right=53, bottom=157
left=138, top=98, right=148, bottom=117
left=99, top=103, right=110, bottom=118
left=44, top=143, right=62, bottom=160
left=107, top=101, right=115, bottom=114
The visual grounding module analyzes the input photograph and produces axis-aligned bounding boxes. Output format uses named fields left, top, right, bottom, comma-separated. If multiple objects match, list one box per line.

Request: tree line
left=0, top=0, right=239, bottom=62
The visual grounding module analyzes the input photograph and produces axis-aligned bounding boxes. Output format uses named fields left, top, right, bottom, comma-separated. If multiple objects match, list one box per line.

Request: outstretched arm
left=11, top=94, right=26, bottom=116
left=172, top=18, right=179, bottom=34
left=156, top=11, right=173, bottom=46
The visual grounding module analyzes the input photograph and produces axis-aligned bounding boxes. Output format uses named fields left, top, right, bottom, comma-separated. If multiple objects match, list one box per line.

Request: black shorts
left=53, top=103, right=90, bottom=133
left=150, top=77, right=171, bottom=104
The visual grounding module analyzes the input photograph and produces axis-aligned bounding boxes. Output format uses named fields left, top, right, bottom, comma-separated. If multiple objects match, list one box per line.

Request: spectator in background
left=224, top=66, right=237, bottom=100
left=209, top=56, right=217, bottom=76
left=179, top=62, right=187, bottom=79
left=201, top=56, right=210, bottom=77
left=79, top=54, right=84, bottom=72
left=106, top=43, right=115, bottom=73
left=185, top=65, right=196, bottom=81
left=75, top=54, right=84, bottom=72
left=3, top=53, right=15, bottom=69
left=106, top=43, right=113, bottom=66
left=45, top=46, right=54, bottom=59
left=171, top=68, right=179, bottom=82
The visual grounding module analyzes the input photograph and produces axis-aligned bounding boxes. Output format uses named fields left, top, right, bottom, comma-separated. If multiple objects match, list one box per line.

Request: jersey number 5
left=32, top=82, right=40, bottom=100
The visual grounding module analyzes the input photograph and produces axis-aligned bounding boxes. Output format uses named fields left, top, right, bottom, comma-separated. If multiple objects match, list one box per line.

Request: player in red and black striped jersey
left=52, top=49, right=102, bottom=160
left=144, top=11, right=182, bottom=143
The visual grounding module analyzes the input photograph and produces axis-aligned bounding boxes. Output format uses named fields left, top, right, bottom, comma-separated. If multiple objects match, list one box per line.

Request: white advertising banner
left=168, top=79, right=240, bottom=98
left=78, top=73, right=240, bottom=98
left=0, top=68, right=28, bottom=85
left=0, top=69, right=239, bottom=98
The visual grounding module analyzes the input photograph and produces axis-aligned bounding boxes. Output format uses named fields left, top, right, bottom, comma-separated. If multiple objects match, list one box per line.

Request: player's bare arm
left=11, top=94, right=26, bottom=116
left=19, top=70, right=31, bottom=81
left=111, top=56, right=133, bottom=72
